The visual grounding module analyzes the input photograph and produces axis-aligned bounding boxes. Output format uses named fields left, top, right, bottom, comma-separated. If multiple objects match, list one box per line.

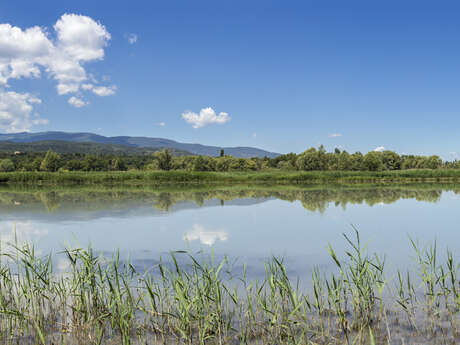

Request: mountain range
left=0, top=132, right=279, bottom=158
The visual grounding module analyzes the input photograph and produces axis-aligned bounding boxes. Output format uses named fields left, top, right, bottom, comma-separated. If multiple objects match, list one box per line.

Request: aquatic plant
left=0, top=232, right=458, bottom=344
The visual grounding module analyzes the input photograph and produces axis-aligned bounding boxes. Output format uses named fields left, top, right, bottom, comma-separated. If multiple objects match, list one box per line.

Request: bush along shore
left=0, top=231, right=458, bottom=344
left=2, top=169, right=460, bottom=185
left=0, top=146, right=458, bottom=174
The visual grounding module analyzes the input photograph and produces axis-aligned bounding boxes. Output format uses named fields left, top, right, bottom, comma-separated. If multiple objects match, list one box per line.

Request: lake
left=1, top=184, right=459, bottom=282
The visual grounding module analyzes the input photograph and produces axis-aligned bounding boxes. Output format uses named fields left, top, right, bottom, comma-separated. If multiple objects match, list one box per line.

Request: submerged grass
left=0, top=230, right=458, bottom=344
left=2, top=169, right=460, bottom=185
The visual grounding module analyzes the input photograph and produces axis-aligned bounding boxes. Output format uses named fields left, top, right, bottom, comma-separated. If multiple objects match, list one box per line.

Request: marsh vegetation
left=0, top=231, right=458, bottom=345
left=3, top=169, right=460, bottom=186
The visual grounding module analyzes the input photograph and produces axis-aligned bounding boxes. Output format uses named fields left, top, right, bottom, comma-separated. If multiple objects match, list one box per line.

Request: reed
left=2, top=169, right=460, bottom=186
left=0, top=231, right=458, bottom=344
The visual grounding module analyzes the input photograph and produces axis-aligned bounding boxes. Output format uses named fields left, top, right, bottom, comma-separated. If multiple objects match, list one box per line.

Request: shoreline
left=1, top=169, right=460, bottom=185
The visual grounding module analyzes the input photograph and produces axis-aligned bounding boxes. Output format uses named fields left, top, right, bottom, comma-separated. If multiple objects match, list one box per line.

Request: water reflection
left=183, top=224, right=228, bottom=246
left=0, top=184, right=458, bottom=281
left=0, top=184, right=453, bottom=218
left=0, top=221, right=48, bottom=244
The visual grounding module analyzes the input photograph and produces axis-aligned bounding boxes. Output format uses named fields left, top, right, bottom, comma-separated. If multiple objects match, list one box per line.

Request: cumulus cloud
left=374, top=146, right=385, bottom=152
left=154, top=122, right=165, bottom=126
left=328, top=133, right=342, bottom=138
left=81, top=83, right=116, bottom=96
left=182, top=107, right=231, bottom=128
left=0, top=14, right=115, bottom=131
left=126, top=33, right=138, bottom=44
left=0, top=91, right=48, bottom=132
left=0, top=14, right=113, bottom=93
left=183, top=224, right=228, bottom=246
left=0, top=24, right=53, bottom=84
left=68, top=96, right=87, bottom=108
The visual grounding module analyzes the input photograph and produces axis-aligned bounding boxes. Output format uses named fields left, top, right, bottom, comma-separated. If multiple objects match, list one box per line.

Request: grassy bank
left=2, top=169, right=460, bottom=185
left=0, top=231, right=458, bottom=344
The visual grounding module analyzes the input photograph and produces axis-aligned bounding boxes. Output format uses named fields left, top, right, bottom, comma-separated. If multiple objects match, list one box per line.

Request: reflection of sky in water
left=0, top=190, right=459, bottom=280
left=183, top=224, right=228, bottom=246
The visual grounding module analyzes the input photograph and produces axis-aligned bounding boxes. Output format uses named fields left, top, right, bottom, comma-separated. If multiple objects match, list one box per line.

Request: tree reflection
left=0, top=185, right=452, bottom=214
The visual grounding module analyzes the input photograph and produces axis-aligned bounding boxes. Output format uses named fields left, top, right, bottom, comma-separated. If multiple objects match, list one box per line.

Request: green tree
left=156, top=149, right=172, bottom=171
left=425, top=155, right=442, bottom=169
left=349, top=152, right=364, bottom=170
left=325, top=152, right=339, bottom=170
left=296, top=148, right=321, bottom=171
left=216, top=157, right=232, bottom=171
left=401, top=155, right=417, bottom=169
left=317, top=145, right=327, bottom=170
left=145, top=160, right=160, bottom=171
left=110, top=158, right=126, bottom=171
left=362, top=152, right=383, bottom=171
left=192, top=156, right=210, bottom=171
left=229, top=158, right=247, bottom=171
left=40, top=150, right=61, bottom=172
left=381, top=150, right=401, bottom=170
left=0, top=159, right=14, bottom=172
left=338, top=151, right=352, bottom=170
left=277, top=160, right=294, bottom=170
left=244, top=159, right=258, bottom=171
left=64, top=159, right=83, bottom=171
left=82, top=155, right=106, bottom=171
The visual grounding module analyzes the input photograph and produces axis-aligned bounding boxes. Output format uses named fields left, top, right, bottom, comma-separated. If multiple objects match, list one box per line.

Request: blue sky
left=1, top=1, right=460, bottom=157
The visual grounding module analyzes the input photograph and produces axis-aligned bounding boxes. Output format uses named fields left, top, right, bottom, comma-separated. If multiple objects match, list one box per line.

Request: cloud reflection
left=0, top=221, right=48, bottom=244
left=183, top=224, right=228, bottom=246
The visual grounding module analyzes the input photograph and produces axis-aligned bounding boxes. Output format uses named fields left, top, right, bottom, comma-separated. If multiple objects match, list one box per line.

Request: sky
left=1, top=0, right=460, bottom=158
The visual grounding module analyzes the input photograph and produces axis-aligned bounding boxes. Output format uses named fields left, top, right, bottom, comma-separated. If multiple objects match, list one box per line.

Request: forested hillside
left=0, top=140, right=191, bottom=155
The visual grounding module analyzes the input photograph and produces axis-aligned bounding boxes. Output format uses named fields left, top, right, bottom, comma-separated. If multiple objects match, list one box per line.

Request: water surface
left=0, top=184, right=459, bottom=279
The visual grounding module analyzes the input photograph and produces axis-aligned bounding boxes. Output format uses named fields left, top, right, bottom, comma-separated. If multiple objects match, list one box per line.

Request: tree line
left=0, top=146, right=455, bottom=172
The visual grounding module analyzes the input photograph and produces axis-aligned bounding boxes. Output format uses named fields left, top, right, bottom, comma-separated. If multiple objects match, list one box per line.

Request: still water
left=0, top=184, right=459, bottom=279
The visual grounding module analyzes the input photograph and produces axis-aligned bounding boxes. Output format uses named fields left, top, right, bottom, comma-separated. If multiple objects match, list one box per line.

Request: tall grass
left=0, top=231, right=458, bottom=344
left=2, top=169, right=460, bottom=185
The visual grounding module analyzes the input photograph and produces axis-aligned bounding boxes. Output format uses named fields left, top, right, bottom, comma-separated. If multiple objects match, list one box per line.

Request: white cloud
left=374, top=146, right=385, bottom=152
left=0, top=24, right=53, bottom=84
left=0, top=90, right=48, bottom=132
left=328, top=133, right=342, bottom=138
left=0, top=14, right=114, bottom=131
left=182, top=107, right=231, bottom=128
left=80, top=83, right=116, bottom=96
left=49, top=14, right=112, bottom=95
left=68, top=96, right=87, bottom=108
left=252, top=132, right=257, bottom=138
left=183, top=224, right=228, bottom=246
left=0, top=14, right=112, bottom=93
left=154, top=122, right=165, bottom=126
left=54, top=14, right=110, bottom=61
left=92, top=85, right=116, bottom=96
left=126, top=33, right=138, bottom=44
left=81, top=83, right=93, bottom=90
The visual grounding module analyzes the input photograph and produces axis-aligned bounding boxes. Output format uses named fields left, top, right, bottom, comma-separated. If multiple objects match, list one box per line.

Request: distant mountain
left=0, top=140, right=191, bottom=155
left=0, top=132, right=279, bottom=158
